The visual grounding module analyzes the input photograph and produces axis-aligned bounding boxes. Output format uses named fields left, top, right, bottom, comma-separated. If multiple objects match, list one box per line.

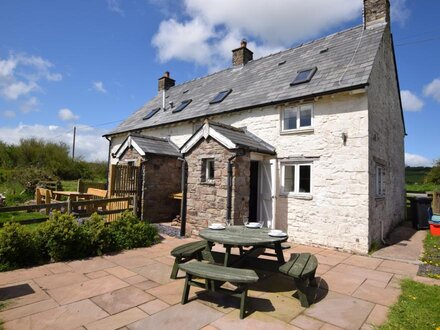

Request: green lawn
left=421, top=232, right=440, bottom=279
left=380, top=279, right=440, bottom=329
left=0, top=211, right=48, bottom=225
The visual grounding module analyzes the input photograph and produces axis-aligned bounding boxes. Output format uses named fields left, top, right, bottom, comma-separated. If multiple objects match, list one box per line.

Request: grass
left=60, top=180, right=78, bottom=191
left=406, top=183, right=440, bottom=193
left=380, top=279, right=440, bottom=329
left=0, top=211, right=47, bottom=225
left=421, top=232, right=440, bottom=279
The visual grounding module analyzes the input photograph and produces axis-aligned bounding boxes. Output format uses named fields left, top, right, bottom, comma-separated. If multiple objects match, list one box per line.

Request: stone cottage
left=104, top=0, right=405, bottom=253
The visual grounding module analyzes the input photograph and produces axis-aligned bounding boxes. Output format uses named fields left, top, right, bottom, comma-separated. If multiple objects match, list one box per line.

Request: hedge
left=0, top=211, right=159, bottom=271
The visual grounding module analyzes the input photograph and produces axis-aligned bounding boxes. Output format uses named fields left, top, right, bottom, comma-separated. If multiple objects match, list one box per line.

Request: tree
left=425, top=159, right=440, bottom=185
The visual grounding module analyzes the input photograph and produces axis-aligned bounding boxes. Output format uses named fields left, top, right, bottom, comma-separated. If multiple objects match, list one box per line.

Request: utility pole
left=72, top=126, right=76, bottom=160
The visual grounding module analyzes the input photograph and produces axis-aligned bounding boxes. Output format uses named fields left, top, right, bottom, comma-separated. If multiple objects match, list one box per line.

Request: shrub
left=81, top=213, right=116, bottom=255
left=38, top=212, right=88, bottom=261
left=0, top=222, right=42, bottom=268
left=108, top=211, right=159, bottom=250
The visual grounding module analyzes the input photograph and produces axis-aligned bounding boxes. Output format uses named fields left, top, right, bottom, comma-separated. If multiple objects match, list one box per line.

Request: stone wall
left=363, top=0, right=390, bottom=27
left=367, top=26, right=406, bottom=245
left=142, top=155, right=181, bottom=223
left=185, top=137, right=250, bottom=234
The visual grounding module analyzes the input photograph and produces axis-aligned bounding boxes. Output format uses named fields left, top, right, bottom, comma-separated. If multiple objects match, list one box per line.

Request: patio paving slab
left=45, top=262, right=74, bottom=274
left=376, top=260, right=419, bottom=276
left=85, top=307, right=147, bottom=330
left=365, top=304, right=389, bottom=327
left=290, top=314, right=324, bottom=330
left=255, top=291, right=304, bottom=323
left=0, top=298, right=58, bottom=322
left=0, top=280, right=50, bottom=310
left=331, top=263, right=393, bottom=283
left=210, top=309, right=300, bottom=330
left=127, top=301, right=223, bottom=330
left=342, top=255, right=382, bottom=270
left=319, top=270, right=366, bottom=295
left=68, top=257, right=117, bottom=274
left=138, top=299, right=170, bottom=315
left=105, top=255, right=157, bottom=269
left=104, top=266, right=138, bottom=279
left=86, top=270, right=109, bottom=279
left=133, top=261, right=173, bottom=285
left=146, top=279, right=202, bottom=305
left=352, top=282, right=401, bottom=306
left=3, top=299, right=108, bottom=330
left=303, top=291, right=374, bottom=330
left=0, top=266, right=52, bottom=286
left=91, top=286, right=155, bottom=315
left=47, top=275, right=129, bottom=305
left=34, top=271, right=88, bottom=290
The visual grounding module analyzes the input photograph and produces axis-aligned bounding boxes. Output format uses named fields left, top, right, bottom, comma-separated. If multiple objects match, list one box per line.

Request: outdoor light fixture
left=342, top=132, right=347, bottom=145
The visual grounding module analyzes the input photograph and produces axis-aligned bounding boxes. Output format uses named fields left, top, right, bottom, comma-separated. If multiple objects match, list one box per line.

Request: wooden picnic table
left=200, top=225, right=288, bottom=267
left=52, top=191, right=94, bottom=201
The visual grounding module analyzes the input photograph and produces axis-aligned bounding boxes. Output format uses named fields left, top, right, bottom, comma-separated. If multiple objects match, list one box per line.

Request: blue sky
left=0, top=0, right=439, bottom=165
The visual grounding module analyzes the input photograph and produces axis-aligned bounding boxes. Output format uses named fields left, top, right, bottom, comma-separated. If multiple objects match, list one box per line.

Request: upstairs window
left=282, top=104, right=313, bottom=132
left=281, top=162, right=312, bottom=195
left=290, top=67, right=317, bottom=86
left=376, top=164, right=386, bottom=197
left=201, top=158, right=215, bottom=183
left=172, top=99, right=192, bottom=113
left=142, top=107, right=160, bottom=120
left=209, top=89, right=232, bottom=104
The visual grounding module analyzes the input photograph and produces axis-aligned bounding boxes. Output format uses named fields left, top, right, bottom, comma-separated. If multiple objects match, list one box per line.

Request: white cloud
left=0, top=53, right=62, bottom=100
left=20, top=97, right=39, bottom=113
left=405, top=153, right=433, bottom=167
left=0, top=124, right=108, bottom=161
left=423, top=78, right=440, bottom=103
left=58, top=108, right=79, bottom=121
left=391, top=0, right=411, bottom=26
left=2, top=110, right=15, bottom=118
left=107, top=0, right=124, bottom=16
left=151, top=0, right=362, bottom=70
left=400, top=90, right=423, bottom=112
left=92, top=81, right=107, bottom=93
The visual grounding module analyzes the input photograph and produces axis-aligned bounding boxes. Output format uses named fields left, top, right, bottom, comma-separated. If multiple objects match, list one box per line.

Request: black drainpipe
left=226, top=153, right=239, bottom=225
left=178, top=157, right=187, bottom=237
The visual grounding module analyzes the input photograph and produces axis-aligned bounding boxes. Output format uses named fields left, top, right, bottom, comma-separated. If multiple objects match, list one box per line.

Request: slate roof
left=115, top=134, right=182, bottom=157
left=107, top=24, right=386, bottom=136
left=182, top=121, right=276, bottom=155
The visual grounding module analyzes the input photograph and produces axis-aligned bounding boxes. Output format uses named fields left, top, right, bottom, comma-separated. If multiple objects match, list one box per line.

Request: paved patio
left=0, top=234, right=422, bottom=330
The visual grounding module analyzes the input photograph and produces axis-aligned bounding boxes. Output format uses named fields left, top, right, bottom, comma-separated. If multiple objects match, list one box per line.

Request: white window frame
left=375, top=164, right=386, bottom=197
left=202, top=158, right=215, bottom=183
left=280, top=162, right=313, bottom=195
left=281, top=104, right=314, bottom=133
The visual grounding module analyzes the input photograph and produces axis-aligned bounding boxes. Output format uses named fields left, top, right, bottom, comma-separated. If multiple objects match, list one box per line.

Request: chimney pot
left=158, top=71, right=175, bottom=92
left=240, top=39, right=247, bottom=48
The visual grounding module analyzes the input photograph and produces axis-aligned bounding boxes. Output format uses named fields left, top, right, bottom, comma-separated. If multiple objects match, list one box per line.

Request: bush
left=108, top=211, right=159, bottom=250
left=0, top=211, right=159, bottom=270
left=38, top=212, right=88, bottom=261
left=0, top=223, right=43, bottom=268
left=425, top=160, right=440, bottom=186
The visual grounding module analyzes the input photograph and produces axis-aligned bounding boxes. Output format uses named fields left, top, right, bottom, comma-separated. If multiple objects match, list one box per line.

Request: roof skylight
left=172, top=99, right=192, bottom=113
left=290, top=67, right=317, bottom=86
left=142, top=107, right=160, bottom=120
left=209, top=89, right=232, bottom=104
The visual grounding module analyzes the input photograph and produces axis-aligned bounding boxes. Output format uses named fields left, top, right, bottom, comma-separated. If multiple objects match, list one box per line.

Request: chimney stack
left=158, top=71, right=175, bottom=92
left=232, top=39, right=253, bottom=66
left=363, top=0, right=390, bottom=28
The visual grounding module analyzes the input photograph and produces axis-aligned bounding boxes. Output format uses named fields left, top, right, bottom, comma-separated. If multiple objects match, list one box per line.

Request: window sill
left=280, top=128, right=314, bottom=135
left=280, top=193, right=313, bottom=200
left=375, top=196, right=385, bottom=200
left=200, top=181, right=215, bottom=186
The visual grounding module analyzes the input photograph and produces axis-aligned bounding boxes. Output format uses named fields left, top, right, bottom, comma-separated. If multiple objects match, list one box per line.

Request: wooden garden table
left=199, top=226, right=288, bottom=267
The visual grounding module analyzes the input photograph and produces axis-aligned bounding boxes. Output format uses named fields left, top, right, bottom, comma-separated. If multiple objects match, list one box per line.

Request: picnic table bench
left=279, top=253, right=318, bottom=307
left=170, top=240, right=208, bottom=279
left=179, top=261, right=259, bottom=319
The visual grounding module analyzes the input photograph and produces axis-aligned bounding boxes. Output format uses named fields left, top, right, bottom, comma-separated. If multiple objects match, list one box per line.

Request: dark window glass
left=291, top=67, right=317, bottom=86
left=300, top=108, right=312, bottom=127
left=284, top=109, right=297, bottom=130
left=142, top=108, right=160, bottom=120
left=207, top=159, right=215, bottom=180
left=172, top=99, right=192, bottom=113
left=299, top=165, right=311, bottom=193
left=209, top=89, right=232, bottom=104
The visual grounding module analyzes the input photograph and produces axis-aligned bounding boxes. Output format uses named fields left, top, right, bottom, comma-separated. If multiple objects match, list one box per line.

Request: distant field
left=405, top=167, right=431, bottom=184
